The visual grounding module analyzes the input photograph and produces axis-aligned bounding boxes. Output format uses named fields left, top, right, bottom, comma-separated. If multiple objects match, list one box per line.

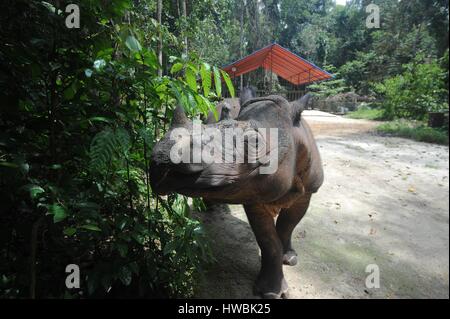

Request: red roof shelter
left=223, top=43, right=332, bottom=86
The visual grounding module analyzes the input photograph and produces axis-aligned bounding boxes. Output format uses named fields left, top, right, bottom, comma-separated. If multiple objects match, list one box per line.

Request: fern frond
left=89, top=127, right=131, bottom=172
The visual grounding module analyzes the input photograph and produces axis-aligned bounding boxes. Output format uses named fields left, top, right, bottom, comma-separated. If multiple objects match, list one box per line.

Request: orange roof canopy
left=223, top=43, right=332, bottom=86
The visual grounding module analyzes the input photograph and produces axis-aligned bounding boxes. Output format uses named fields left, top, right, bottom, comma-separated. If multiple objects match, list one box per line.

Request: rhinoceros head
left=150, top=94, right=311, bottom=204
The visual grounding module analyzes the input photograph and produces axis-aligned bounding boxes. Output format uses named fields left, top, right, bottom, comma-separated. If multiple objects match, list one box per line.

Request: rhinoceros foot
left=283, top=250, right=298, bottom=266
left=254, top=277, right=289, bottom=299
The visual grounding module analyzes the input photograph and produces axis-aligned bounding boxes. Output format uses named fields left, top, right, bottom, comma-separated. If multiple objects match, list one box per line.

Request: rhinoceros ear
left=171, top=105, right=188, bottom=127
left=239, top=85, right=257, bottom=107
left=291, top=93, right=312, bottom=126
left=219, top=102, right=232, bottom=121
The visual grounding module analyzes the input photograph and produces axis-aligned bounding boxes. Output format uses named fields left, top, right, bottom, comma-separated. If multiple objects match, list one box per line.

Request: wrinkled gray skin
left=204, top=86, right=256, bottom=124
left=204, top=100, right=238, bottom=124
left=150, top=92, right=323, bottom=299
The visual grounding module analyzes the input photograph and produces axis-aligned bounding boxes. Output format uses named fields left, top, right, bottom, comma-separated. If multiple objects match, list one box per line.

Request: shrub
left=0, top=0, right=232, bottom=298
left=346, top=105, right=385, bottom=120
left=376, top=120, right=449, bottom=145
left=374, top=54, right=448, bottom=120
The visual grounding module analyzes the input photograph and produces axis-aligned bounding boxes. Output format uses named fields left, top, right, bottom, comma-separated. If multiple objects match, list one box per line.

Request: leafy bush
left=0, top=0, right=233, bottom=298
left=308, top=65, right=348, bottom=98
left=346, top=105, right=385, bottom=120
left=339, top=51, right=382, bottom=95
left=374, top=54, right=448, bottom=120
left=377, top=120, right=449, bottom=145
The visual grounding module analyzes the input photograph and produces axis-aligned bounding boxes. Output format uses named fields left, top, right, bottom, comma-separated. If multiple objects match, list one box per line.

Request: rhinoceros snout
left=149, top=162, right=171, bottom=194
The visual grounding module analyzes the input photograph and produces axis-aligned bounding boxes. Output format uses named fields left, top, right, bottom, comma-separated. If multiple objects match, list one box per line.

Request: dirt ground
left=193, top=110, right=449, bottom=299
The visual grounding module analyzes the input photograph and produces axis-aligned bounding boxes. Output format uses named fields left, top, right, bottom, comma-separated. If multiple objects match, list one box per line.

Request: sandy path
left=193, top=111, right=449, bottom=299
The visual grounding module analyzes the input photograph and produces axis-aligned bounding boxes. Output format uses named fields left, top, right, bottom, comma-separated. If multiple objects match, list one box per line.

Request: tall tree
left=240, top=0, right=245, bottom=90
left=157, top=0, right=163, bottom=76
left=181, top=0, right=188, bottom=56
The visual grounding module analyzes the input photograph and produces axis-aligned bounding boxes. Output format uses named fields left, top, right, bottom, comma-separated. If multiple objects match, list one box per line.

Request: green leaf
left=170, top=81, right=192, bottom=114
left=22, top=184, right=45, bottom=199
left=213, top=66, right=222, bottom=98
left=220, top=70, right=235, bottom=98
left=131, top=233, right=145, bottom=245
left=200, top=63, right=212, bottom=97
left=88, top=117, right=112, bottom=124
left=185, top=67, right=197, bottom=92
left=89, top=128, right=117, bottom=171
left=112, top=0, right=132, bottom=15
left=125, top=35, right=142, bottom=52
left=170, top=62, right=183, bottom=74
left=139, top=50, right=159, bottom=70
left=117, top=217, right=128, bottom=231
left=48, top=204, right=67, bottom=223
left=194, top=95, right=207, bottom=116
left=63, top=82, right=77, bottom=100
left=63, top=227, right=77, bottom=236
left=40, top=1, right=62, bottom=14
left=206, top=100, right=218, bottom=121
left=163, top=241, right=175, bottom=255
left=115, top=128, right=131, bottom=157
left=186, top=91, right=197, bottom=111
left=81, top=224, right=101, bottom=232
left=0, top=162, right=19, bottom=168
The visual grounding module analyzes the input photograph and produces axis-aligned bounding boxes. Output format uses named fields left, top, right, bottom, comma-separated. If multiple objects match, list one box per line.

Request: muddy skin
left=150, top=92, right=323, bottom=299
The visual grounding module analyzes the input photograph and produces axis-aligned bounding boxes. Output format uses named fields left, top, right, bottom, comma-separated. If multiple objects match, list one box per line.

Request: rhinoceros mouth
left=151, top=167, right=201, bottom=195
left=152, top=160, right=264, bottom=197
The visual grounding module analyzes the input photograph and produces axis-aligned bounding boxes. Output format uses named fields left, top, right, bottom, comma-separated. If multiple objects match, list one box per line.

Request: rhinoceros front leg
left=244, top=204, right=288, bottom=299
left=276, top=194, right=311, bottom=266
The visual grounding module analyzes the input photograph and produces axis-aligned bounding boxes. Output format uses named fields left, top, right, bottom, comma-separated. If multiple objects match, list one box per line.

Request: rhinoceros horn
left=171, top=105, right=188, bottom=127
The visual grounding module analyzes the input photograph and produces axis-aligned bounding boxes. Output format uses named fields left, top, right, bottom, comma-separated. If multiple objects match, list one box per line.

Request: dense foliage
left=184, top=0, right=449, bottom=120
left=375, top=53, right=448, bottom=120
left=0, top=0, right=233, bottom=298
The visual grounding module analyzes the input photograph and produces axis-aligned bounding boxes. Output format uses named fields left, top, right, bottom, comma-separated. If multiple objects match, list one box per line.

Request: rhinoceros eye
left=243, top=130, right=260, bottom=163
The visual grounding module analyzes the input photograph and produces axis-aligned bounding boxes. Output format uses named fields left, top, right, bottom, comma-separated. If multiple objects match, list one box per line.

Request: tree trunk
left=175, top=0, right=180, bottom=18
left=240, top=0, right=245, bottom=91
left=412, top=22, right=423, bottom=57
left=254, top=0, right=260, bottom=50
left=181, top=0, right=188, bottom=56
left=157, top=0, right=163, bottom=77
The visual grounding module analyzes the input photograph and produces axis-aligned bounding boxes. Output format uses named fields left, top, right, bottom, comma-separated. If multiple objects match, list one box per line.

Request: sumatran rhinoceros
left=150, top=92, right=324, bottom=299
